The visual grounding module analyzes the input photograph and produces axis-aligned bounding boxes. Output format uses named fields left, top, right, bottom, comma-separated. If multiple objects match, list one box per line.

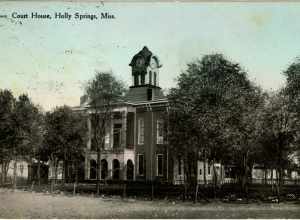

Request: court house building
left=80, top=46, right=172, bottom=182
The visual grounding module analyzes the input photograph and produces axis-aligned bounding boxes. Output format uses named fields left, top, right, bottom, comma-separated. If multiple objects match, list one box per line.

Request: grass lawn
left=0, top=188, right=300, bottom=218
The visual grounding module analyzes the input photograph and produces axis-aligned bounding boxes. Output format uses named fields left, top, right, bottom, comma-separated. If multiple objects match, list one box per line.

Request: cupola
left=129, top=46, right=162, bottom=87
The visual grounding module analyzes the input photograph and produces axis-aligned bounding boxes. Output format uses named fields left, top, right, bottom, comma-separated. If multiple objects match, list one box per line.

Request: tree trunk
left=73, top=162, right=78, bottom=196
left=264, top=166, right=267, bottom=186
left=13, top=159, right=17, bottom=190
left=30, top=161, right=35, bottom=191
left=241, top=152, right=249, bottom=200
left=212, top=160, right=218, bottom=199
left=279, top=167, right=284, bottom=189
left=50, top=179, right=54, bottom=193
left=54, top=161, right=58, bottom=184
left=194, top=184, right=199, bottom=203
left=96, top=146, right=101, bottom=195
left=1, top=161, right=4, bottom=185
left=203, top=150, right=207, bottom=186
left=52, top=160, right=58, bottom=193
left=37, top=159, right=41, bottom=186
left=62, top=151, right=67, bottom=187
left=271, top=168, right=274, bottom=192
left=96, top=118, right=106, bottom=196
left=193, top=153, right=197, bottom=203
left=275, top=169, right=280, bottom=203
left=183, top=183, right=187, bottom=202
left=183, top=156, right=188, bottom=202
left=4, top=161, right=9, bottom=183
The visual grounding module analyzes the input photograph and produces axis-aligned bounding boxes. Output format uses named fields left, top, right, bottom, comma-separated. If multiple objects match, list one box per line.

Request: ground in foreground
left=0, top=188, right=300, bottom=219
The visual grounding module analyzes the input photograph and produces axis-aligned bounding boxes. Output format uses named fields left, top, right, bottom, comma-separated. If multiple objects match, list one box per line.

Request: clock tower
left=129, top=46, right=162, bottom=87
left=126, top=46, right=165, bottom=102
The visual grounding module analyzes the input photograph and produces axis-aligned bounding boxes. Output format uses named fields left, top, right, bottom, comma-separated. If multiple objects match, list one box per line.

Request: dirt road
left=0, top=188, right=299, bottom=218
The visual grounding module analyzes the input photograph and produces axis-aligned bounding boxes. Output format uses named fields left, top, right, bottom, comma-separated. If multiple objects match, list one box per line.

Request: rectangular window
left=157, top=154, right=163, bottom=176
left=114, top=112, right=122, bottom=120
left=91, top=136, right=97, bottom=151
left=19, top=164, right=24, bottom=173
left=90, top=115, right=98, bottom=151
left=137, top=154, right=144, bottom=176
left=156, top=119, right=164, bottom=144
left=105, top=132, right=110, bottom=144
left=113, top=123, right=122, bottom=148
left=208, top=165, right=211, bottom=175
left=178, top=157, right=182, bottom=175
left=138, top=118, right=144, bottom=145
left=199, top=168, right=202, bottom=175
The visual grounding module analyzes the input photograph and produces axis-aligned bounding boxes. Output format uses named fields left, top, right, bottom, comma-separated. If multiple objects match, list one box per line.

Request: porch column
left=121, top=110, right=127, bottom=148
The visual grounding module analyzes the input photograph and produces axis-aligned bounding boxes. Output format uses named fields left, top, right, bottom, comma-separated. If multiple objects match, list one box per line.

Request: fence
left=250, top=178, right=300, bottom=185
left=172, top=178, right=300, bottom=186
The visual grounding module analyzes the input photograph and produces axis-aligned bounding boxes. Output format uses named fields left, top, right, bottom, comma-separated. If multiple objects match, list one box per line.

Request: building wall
left=172, top=159, right=225, bottom=185
left=197, top=162, right=224, bottom=184
left=0, top=160, right=29, bottom=181
left=135, top=105, right=167, bottom=181
left=48, top=161, right=63, bottom=180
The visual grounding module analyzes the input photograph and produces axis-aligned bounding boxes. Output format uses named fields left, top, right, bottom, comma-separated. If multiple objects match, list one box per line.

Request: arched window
left=113, top=159, right=120, bottom=180
left=101, top=159, right=108, bottom=180
left=90, top=160, right=97, bottom=179
left=126, top=160, right=134, bottom=180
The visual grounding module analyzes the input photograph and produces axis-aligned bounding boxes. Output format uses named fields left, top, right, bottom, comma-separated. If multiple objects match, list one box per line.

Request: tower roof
left=129, top=46, right=153, bottom=66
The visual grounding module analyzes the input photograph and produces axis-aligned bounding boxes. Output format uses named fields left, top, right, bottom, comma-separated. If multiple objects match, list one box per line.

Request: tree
left=284, top=58, right=300, bottom=108
left=0, top=89, right=15, bottom=185
left=0, top=91, right=44, bottom=188
left=166, top=98, right=198, bottom=200
left=258, top=92, right=297, bottom=202
left=226, top=87, right=265, bottom=197
left=30, top=110, right=44, bottom=186
left=12, top=94, right=43, bottom=189
left=43, top=106, right=86, bottom=191
left=284, top=58, right=300, bottom=164
left=84, top=72, right=125, bottom=195
left=168, top=54, right=263, bottom=199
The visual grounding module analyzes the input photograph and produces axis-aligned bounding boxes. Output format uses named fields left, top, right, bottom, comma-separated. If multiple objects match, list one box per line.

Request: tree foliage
left=0, top=91, right=43, bottom=185
left=0, top=90, right=15, bottom=183
left=43, top=106, right=86, bottom=181
left=13, top=94, right=43, bottom=160
left=84, top=72, right=126, bottom=194
left=284, top=58, right=300, bottom=160
left=168, top=54, right=265, bottom=194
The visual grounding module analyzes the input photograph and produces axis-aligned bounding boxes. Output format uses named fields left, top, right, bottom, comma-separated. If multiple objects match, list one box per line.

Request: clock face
left=136, top=58, right=144, bottom=67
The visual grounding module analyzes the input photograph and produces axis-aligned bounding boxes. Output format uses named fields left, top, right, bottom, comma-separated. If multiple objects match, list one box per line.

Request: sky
left=1, top=2, right=300, bottom=111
